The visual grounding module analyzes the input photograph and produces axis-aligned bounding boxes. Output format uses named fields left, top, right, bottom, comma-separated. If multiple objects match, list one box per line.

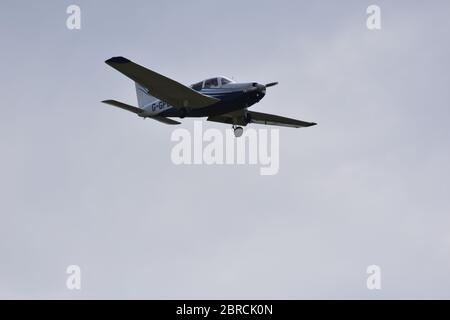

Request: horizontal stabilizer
left=102, top=99, right=143, bottom=114
left=101, top=100, right=180, bottom=125
left=151, top=116, right=181, bottom=125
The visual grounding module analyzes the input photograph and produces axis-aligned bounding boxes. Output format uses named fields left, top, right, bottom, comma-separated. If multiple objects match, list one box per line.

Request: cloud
left=0, top=0, right=449, bottom=299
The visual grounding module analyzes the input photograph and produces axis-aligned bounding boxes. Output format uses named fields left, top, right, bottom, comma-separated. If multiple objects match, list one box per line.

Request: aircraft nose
left=256, top=83, right=266, bottom=98
left=251, top=82, right=265, bottom=92
left=250, top=83, right=266, bottom=101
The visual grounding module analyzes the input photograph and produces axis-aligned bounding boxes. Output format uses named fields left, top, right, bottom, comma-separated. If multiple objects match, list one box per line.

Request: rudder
left=135, top=82, right=157, bottom=107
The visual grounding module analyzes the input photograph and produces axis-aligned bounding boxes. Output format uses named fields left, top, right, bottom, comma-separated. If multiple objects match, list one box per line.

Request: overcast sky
left=1, top=0, right=450, bottom=299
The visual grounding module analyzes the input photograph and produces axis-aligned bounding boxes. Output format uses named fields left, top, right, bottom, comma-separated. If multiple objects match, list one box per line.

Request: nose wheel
left=232, top=125, right=244, bottom=138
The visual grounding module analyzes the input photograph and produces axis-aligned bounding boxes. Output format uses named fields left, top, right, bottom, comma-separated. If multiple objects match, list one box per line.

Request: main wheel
left=234, top=126, right=244, bottom=138
left=179, top=108, right=187, bottom=118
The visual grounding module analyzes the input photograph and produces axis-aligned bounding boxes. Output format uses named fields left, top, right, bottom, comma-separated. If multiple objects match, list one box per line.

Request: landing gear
left=179, top=108, right=187, bottom=118
left=233, top=125, right=244, bottom=138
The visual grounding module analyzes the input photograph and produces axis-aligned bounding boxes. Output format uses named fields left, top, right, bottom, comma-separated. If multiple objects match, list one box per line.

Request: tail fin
left=135, top=82, right=157, bottom=107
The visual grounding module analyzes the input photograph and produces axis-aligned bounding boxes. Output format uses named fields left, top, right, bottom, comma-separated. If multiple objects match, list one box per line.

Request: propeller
left=265, top=82, right=279, bottom=88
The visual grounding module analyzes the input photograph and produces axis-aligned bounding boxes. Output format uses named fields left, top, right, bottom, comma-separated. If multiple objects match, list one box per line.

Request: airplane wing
left=102, top=100, right=180, bottom=125
left=207, top=110, right=317, bottom=128
left=105, top=57, right=219, bottom=109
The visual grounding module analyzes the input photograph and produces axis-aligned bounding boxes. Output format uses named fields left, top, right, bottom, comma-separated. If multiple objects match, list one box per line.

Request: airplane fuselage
left=139, top=82, right=266, bottom=119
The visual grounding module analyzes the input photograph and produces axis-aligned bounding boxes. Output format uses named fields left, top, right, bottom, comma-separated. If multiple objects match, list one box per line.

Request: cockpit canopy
left=191, top=77, right=234, bottom=91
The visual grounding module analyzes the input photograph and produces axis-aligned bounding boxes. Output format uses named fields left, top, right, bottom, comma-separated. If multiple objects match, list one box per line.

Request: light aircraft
left=103, top=57, right=317, bottom=137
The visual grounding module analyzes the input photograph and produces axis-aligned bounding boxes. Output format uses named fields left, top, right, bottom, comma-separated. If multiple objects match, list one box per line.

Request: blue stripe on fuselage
left=159, top=89, right=244, bottom=117
left=158, top=87, right=263, bottom=118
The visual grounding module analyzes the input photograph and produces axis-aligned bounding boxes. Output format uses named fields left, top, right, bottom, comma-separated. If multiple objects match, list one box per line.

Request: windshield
left=221, top=78, right=231, bottom=86
left=191, top=81, right=202, bottom=91
left=204, top=78, right=219, bottom=88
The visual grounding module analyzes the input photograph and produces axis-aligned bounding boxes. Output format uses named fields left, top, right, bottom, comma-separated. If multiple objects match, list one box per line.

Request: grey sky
left=1, top=0, right=450, bottom=299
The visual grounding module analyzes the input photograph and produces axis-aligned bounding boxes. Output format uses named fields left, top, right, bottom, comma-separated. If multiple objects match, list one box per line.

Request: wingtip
left=101, top=99, right=116, bottom=105
left=105, top=56, right=131, bottom=65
